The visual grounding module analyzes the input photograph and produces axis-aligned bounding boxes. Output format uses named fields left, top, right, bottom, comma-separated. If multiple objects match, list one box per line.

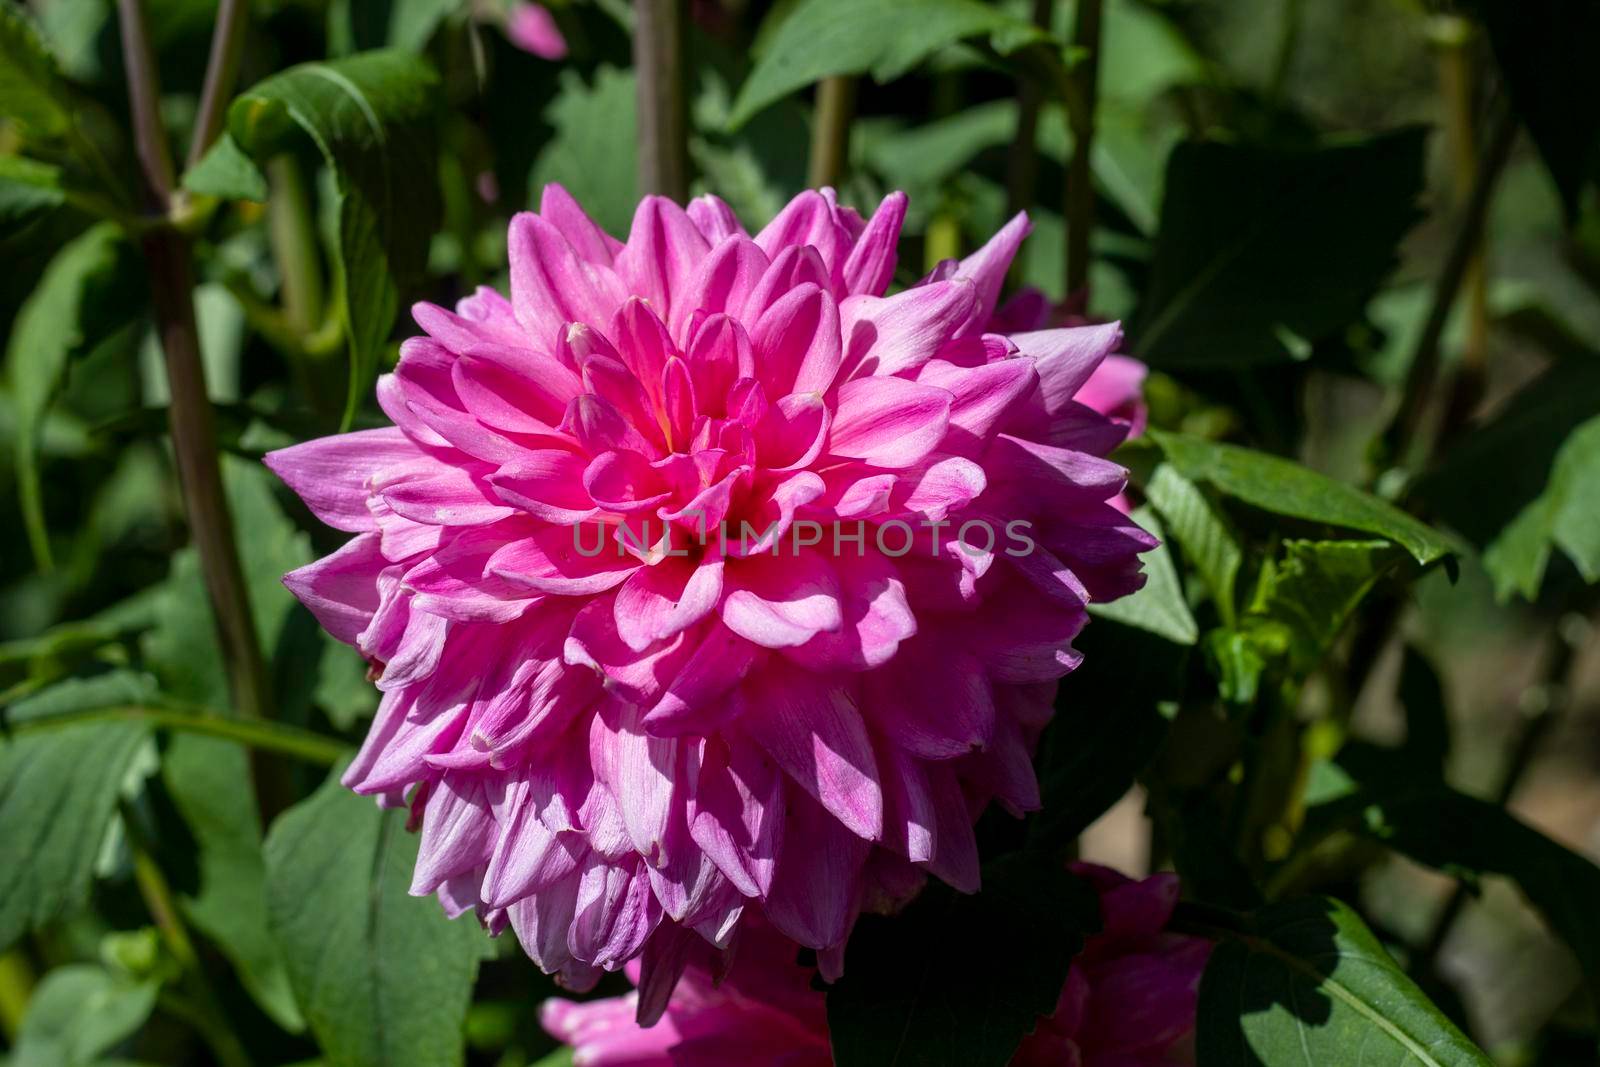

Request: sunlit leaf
left=1149, top=431, right=1456, bottom=567
left=228, top=50, right=443, bottom=429
left=263, top=767, right=491, bottom=1067
left=1197, top=896, right=1493, bottom=1067
left=731, top=0, right=1048, bottom=129
left=0, top=672, right=155, bottom=950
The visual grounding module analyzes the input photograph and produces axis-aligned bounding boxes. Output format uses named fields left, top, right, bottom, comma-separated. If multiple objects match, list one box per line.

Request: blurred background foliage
left=2, top=0, right=1600, bottom=1065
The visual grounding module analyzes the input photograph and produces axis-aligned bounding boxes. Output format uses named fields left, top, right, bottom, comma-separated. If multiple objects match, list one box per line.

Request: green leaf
left=1246, top=540, right=1406, bottom=673
left=9, top=964, right=158, bottom=1067
left=1415, top=351, right=1600, bottom=598
left=5, top=223, right=143, bottom=571
left=263, top=768, right=490, bottom=1067
left=228, top=50, right=443, bottom=429
left=827, top=853, right=1100, bottom=1067
left=530, top=66, right=639, bottom=239
left=1481, top=0, right=1600, bottom=223
left=0, top=672, right=155, bottom=950
left=1149, top=431, right=1456, bottom=567
left=1087, top=506, right=1198, bottom=645
left=1145, top=463, right=1242, bottom=625
left=730, top=0, right=1048, bottom=129
left=1133, top=130, right=1425, bottom=367
left=181, top=132, right=269, bottom=202
left=0, top=3, right=73, bottom=140
left=1197, top=896, right=1493, bottom=1067
left=1483, top=414, right=1600, bottom=597
left=163, top=736, right=305, bottom=1032
left=328, top=0, right=461, bottom=55
left=0, top=155, right=66, bottom=236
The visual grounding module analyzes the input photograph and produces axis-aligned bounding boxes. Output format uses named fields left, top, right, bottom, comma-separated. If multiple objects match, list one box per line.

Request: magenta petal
left=686, top=193, right=747, bottom=244
left=508, top=211, right=626, bottom=336
left=950, top=210, right=1031, bottom=332
left=265, top=428, right=421, bottom=532
left=864, top=637, right=995, bottom=759
left=842, top=191, right=907, bottom=296
left=411, top=775, right=495, bottom=895
left=762, top=784, right=869, bottom=949
left=282, top=533, right=386, bottom=645
left=737, top=662, right=882, bottom=841
left=827, top=376, right=951, bottom=469
left=837, top=280, right=978, bottom=380
left=615, top=195, right=711, bottom=322
left=722, top=550, right=844, bottom=649
left=614, top=554, right=723, bottom=653
left=749, top=283, right=842, bottom=398
left=539, top=182, right=620, bottom=265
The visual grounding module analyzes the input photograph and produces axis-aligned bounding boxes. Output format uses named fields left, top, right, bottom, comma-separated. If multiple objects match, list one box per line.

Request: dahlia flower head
left=539, top=865, right=1209, bottom=1067
left=267, top=184, right=1155, bottom=1003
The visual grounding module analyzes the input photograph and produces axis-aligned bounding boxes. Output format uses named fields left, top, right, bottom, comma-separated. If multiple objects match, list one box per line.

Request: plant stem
left=1432, top=14, right=1490, bottom=435
left=1414, top=613, right=1586, bottom=971
left=117, top=1, right=273, bottom=735
left=10, top=704, right=349, bottom=766
left=632, top=0, right=689, bottom=201
left=267, top=156, right=326, bottom=335
left=1267, top=0, right=1301, bottom=106
left=1388, top=102, right=1516, bottom=470
left=185, top=0, right=250, bottom=171
left=807, top=76, right=856, bottom=190
left=1006, top=0, right=1055, bottom=219
left=1064, top=0, right=1104, bottom=299
left=124, top=805, right=255, bottom=1067
left=0, top=951, right=33, bottom=1043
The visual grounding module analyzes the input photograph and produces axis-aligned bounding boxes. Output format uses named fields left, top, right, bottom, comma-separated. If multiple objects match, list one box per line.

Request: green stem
left=1064, top=0, right=1104, bottom=299
left=1388, top=102, right=1516, bottom=471
left=1267, top=0, right=1300, bottom=106
left=807, top=76, right=856, bottom=190
left=116, top=1, right=281, bottom=815
left=10, top=704, right=348, bottom=766
left=267, top=156, right=325, bottom=336
left=0, top=950, right=33, bottom=1043
left=1413, top=614, right=1584, bottom=971
left=632, top=0, right=689, bottom=201
left=124, top=806, right=254, bottom=1067
left=185, top=0, right=251, bottom=171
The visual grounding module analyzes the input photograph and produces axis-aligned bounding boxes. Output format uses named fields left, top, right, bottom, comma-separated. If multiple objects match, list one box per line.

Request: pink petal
left=827, top=376, right=951, bottom=469
left=669, top=235, right=768, bottom=344
left=737, top=661, right=882, bottom=841
left=864, top=635, right=995, bottom=759
left=842, top=191, right=907, bottom=296
left=264, top=428, right=421, bottom=532
left=508, top=211, right=627, bottom=337
left=506, top=2, right=567, bottom=59
left=837, top=280, right=978, bottom=380
left=686, top=193, right=747, bottom=244
left=539, top=182, right=619, bottom=265
left=282, top=533, right=386, bottom=644
left=951, top=210, right=1031, bottom=333
left=721, top=550, right=843, bottom=648
left=748, top=283, right=842, bottom=398
left=762, top=785, right=870, bottom=949
left=614, top=553, right=724, bottom=652
left=615, top=195, right=711, bottom=323
left=487, top=450, right=597, bottom=523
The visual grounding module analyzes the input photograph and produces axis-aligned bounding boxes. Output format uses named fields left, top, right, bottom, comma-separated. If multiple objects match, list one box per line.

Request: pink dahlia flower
left=539, top=866, right=1208, bottom=1066
left=267, top=185, right=1154, bottom=1002
left=1014, top=864, right=1213, bottom=1067
left=540, top=916, right=829, bottom=1066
